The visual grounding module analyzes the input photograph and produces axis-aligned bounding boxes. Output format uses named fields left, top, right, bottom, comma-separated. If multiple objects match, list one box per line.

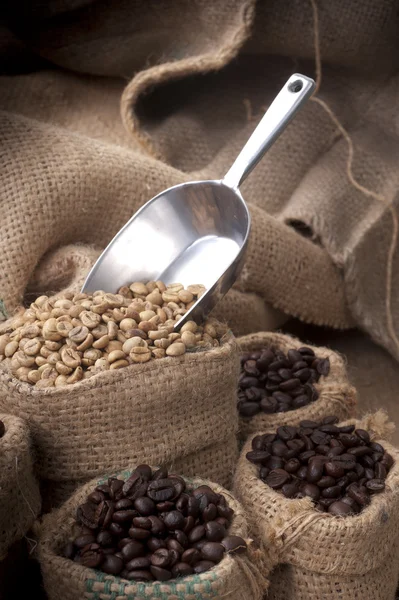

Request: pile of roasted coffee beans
left=0, top=420, right=5, bottom=439
left=64, top=465, right=247, bottom=581
left=0, top=281, right=220, bottom=388
left=238, top=346, right=330, bottom=416
left=247, top=416, right=393, bottom=516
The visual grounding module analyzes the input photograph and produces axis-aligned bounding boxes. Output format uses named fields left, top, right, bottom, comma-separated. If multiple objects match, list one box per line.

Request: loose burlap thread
left=234, top=411, right=399, bottom=600
left=237, top=332, right=357, bottom=440
left=0, top=327, right=239, bottom=494
left=37, top=471, right=269, bottom=600
left=0, top=413, right=41, bottom=560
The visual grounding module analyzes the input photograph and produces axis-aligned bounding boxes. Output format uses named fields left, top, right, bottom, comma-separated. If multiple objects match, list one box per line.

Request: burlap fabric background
left=0, top=330, right=239, bottom=497
left=37, top=471, right=269, bottom=600
left=234, top=412, right=399, bottom=600
left=0, top=413, right=41, bottom=559
left=237, top=332, right=357, bottom=439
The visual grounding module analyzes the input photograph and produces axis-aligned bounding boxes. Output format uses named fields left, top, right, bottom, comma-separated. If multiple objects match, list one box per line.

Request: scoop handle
left=223, top=74, right=315, bottom=190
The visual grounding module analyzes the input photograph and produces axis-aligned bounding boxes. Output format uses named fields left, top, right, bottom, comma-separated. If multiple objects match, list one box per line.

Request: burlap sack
left=40, top=435, right=239, bottom=512
left=0, top=328, right=239, bottom=498
left=234, top=411, right=399, bottom=600
left=237, top=332, right=357, bottom=439
left=37, top=470, right=269, bottom=600
left=0, top=413, right=41, bottom=559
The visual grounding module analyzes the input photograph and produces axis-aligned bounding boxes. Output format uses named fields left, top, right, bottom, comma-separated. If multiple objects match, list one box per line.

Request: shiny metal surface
left=82, top=74, right=315, bottom=329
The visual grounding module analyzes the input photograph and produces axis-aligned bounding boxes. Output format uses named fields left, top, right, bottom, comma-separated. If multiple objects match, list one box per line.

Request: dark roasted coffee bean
left=102, top=554, right=124, bottom=575
left=319, top=425, right=340, bottom=434
left=287, top=439, right=305, bottom=453
left=96, top=531, right=113, bottom=547
left=118, top=538, right=132, bottom=549
left=217, top=504, right=234, bottom=520
left=277, top=426, right=298, bottom=441
left=375, top=462, right=387, bottom=480
left=307, top=460, right=324, bottom=483
left=151, top=467, right=168, bottom=481
left=322, top=486, right=341, bottom=499
left=115, top=498, right=133, bottom=510
left=80, top=548, right=104, bottom=568
left=269, top=359, right=288, bottom=371
left=194, top=560, right=216, bottom=574
left=201, top=542, right=225, bottom=563
left=366, top=479, right=385, bottom=492
left=310, top=431, right=329, bottom=446
left=337, top=425, right=355, bottom=434
left=381, top=453, right=394, bottom=469
left=348, top=446, right=373, bottom=457
left=336, top=475, right=350, bottom=489
left=163, top=510, right=185, bottom=531
left=301, top=483, right=320, bottom=501
left=125, top=557, right=151, bottom=571
left=328, top=501, right=354, bottom=516
left=272, top=441, right=289, bottom=457
left=259, top=466, right=270, bottom=481
left=246, top=450, right=270, bottom=465
left=132, top=517, right=152, bottom=530
left=203, top=504, right=218, bottom=522
left=341, top=496, right=360, bottom=512
left=347, top=485, right=370, bottom=506
left=317, top=476, right=336, bottom=489
left=187, top=496, right=200, bottom=518
left=346, top=471, right=359, bottom=483
left=266, top=456, right=284, bottom=471
left=103, top=501, right=115, bottom=529
left=277, top=368, right=292, bottom=380
left=188, top=525, right=205, bottom=543
left=109, top=523, right=124, bottom=537
left=256, top=349, right=275, bottom=371
left=126, top=569, right=153, bottom=581
left=322, top=416, right=339, bottom=425
left=266, top=469, right=290, bottom=489
left=281, top=481, right=300, bottom=498
left=300, top=435, right=315, bottom=451
left=156, top=501, right=175, bottom=512
left=205, top=521, right=226, bottom=542
left=172, top=562, right=194, bottom=577
left=245, top=387, right=264, bottom=402
left=292, top=395, right=311, bottom=409
left=192, top=485, right=219, bottom=506
left=181, top=548, right=201, bottom=565
left=287, top=349, right=303, bottom=364
left=240, top=376, right=260, bottom=389
left=316, top=358, right=330, bottom=376
left=147, top=516, right=165, bottom=535
left=174, top=531, right=188, bottom=549
left=327, top=446, right=344, bottom=458
left=113, top=510, right=137, bottom=523
left=273, top=391, right=293, bottom=404
left=77, top=502, right=101, bottom=530
left=121, top=540, right=145, bottom=561
left=315, top=445, right=331, bottom=455
left=128, top=527, right=150, bottom=540
left=355, top=429, right=370, bottom=444
left=294, top=368, right=311, bottom=382
left=299, top=450, right=316, bottom=462
left=318, top=498, right=336, bottom=510
left=364, top=468, right=375, bottom=480
left=151, top=548, right=170, bottom=568
left=279, top=378, right=300, bottom=392
left=150, top=566, right=172, bottom=581
left=96, top=484, right=111, bottom=495
left=292, top=360, right=308, bottom=371
left=300, top=420, right=319, bottom=429
left=88, top=491, right=104, bottom=505
left=132, top=496, right=155, bottom=516
left=239, top=402, right=261, bottom=417
left=285, top=458, right=301, bottom=474
left=372, top=452, right=383, bottom=463
left=297, top=466, right=308, bottom=480
left=147, top=479, right=175, bottom=502
left=370, top=442, right=385, bottom=454
left=183, top=516, right=195, bottom=534
left=298, top=347, right=315, bottom=357
left=147, top=537, right=166, bottom=552
left=260, top=397, right=279, bottom=413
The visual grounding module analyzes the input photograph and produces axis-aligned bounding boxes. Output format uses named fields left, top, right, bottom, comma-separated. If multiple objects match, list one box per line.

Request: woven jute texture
left=237, top=332, right=357, bottom=440
left=37, top=471, right=269, bottom=600
left=0, top=328, right=239, bottom=488
left=40, top=435, right=239, bottom=512
left=234, top=411, right=399, bottom=600
left=0, top=413, right=41, bottom=559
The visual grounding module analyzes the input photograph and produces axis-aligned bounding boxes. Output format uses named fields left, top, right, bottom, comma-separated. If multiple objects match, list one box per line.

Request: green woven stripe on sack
left=85, top=570, right=218, bottom=599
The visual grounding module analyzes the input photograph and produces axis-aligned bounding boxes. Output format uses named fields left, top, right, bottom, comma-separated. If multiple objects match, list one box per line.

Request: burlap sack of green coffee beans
left=0, top=327, right=239, bottom=502
left=237, top=332, right=357, bottom=440
left=37, top=471, right=269, bottom=600
left=0, top=413, right=41, bottom=559
left=234, top=412, right=399, bottom=600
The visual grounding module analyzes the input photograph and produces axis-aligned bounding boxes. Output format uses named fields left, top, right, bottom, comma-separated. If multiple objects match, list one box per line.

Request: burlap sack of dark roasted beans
left=237, top=332, right=357, bottom=440
left=37, top=470, right=269, bottom=600
left=234, top=412, right=399, bottom=600
left=0, top=413, right=41, bottom=559
left=6, top=0, right=399, bottom=355
left=0, top=323, right=239, bottom=509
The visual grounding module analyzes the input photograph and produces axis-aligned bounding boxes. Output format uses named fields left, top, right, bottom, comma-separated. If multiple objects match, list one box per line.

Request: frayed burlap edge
left=237, top=332, right=357, bottom=440
left=234, top=410, right=399, bottom=576
left=37, top=470, right=269, bottom=600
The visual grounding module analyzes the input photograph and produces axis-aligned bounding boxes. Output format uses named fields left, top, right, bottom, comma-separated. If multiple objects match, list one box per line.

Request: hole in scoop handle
left=223, top=74, right=315, bottom=190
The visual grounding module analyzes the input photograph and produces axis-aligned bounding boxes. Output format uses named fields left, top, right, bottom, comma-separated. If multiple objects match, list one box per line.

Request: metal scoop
left=82, top=73, right=315, bottom=329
